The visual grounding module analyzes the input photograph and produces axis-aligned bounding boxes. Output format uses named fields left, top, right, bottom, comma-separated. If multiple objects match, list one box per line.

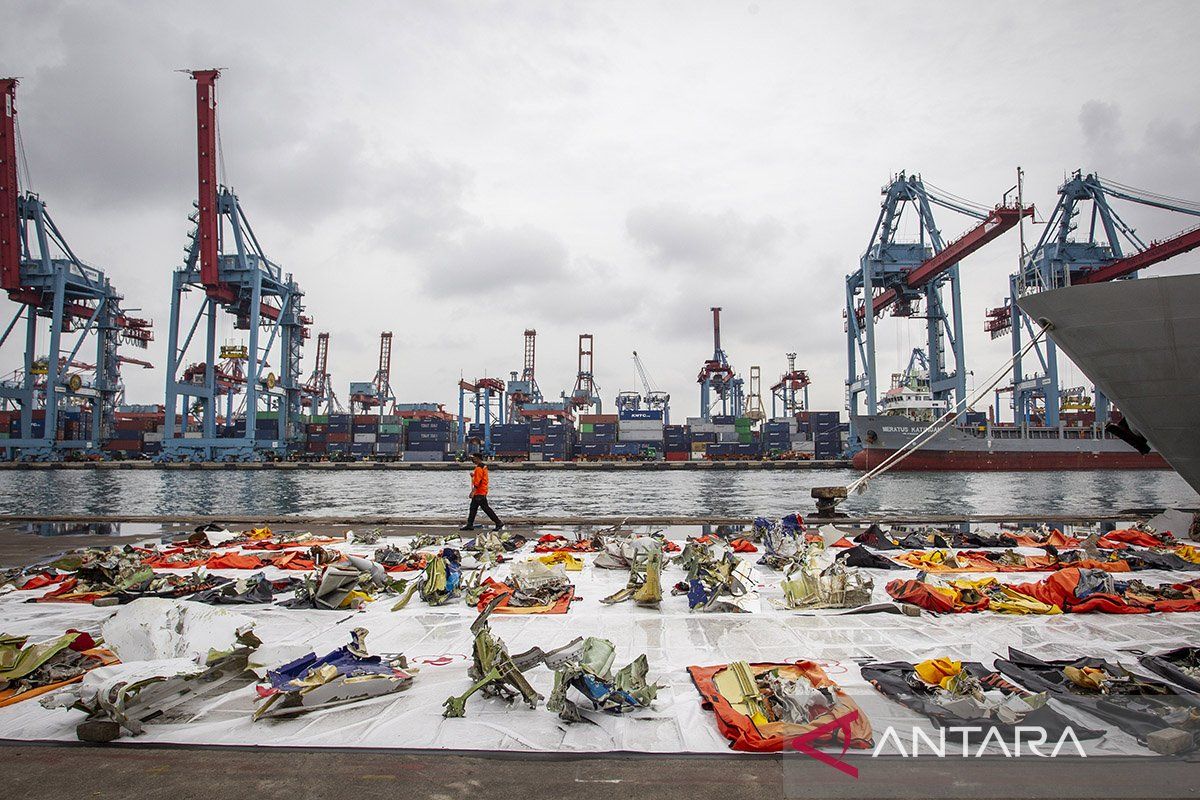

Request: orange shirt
left=471, top=465, right=489, bottom=496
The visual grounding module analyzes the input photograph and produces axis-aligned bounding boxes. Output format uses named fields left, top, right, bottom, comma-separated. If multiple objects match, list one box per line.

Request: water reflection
left=0, top=469, right=1194, bottom=518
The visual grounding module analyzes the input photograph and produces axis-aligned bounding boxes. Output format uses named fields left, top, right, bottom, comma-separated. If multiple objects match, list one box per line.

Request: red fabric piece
left=730, top=538, right=758, bottom=553
left=18, top=573, right=70, bottom=590
left=885, top=578, right=970, bottom=613
left=66, top=630, right=97, bottom=651
left=269, top=551, right=316, bottom=570
left=242, top=538, right=343, bottom=551
left=204, top=553, right=266, bottom=570
left=1098, top=529, right=1167, bottom=549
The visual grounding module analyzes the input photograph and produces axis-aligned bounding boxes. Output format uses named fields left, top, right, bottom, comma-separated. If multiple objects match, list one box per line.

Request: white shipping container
left=183, top=431, right=202, bottom=439
left=791, top=439, right=815, bottom=452
left=142, top=432, right=163, bottom=443
left=354, top=433, right=377, bottom=444
left=619, top=422, right=664, bottom=433
left=619, top=432, right=663, bottom=443
left=528, top=452, right=545, bottom=462
left=717, top=432, right=740, bottom=442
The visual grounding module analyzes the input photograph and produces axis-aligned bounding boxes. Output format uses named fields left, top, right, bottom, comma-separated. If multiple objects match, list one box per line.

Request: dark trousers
left=466, top=494, right=502, bottom=528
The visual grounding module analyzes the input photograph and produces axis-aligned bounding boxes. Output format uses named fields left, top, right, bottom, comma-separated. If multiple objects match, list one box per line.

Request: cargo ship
left=850, top=352, right=1169, bottom=471
left=1017, top=273, right=1199, bottom=491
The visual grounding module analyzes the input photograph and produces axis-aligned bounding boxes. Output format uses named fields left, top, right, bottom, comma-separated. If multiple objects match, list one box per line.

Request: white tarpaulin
left=1, top=525, right=1197, bottom=756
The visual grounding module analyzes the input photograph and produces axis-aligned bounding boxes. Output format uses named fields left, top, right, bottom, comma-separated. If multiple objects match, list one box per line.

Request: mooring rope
left=846, top=325, right=1050, bottom=496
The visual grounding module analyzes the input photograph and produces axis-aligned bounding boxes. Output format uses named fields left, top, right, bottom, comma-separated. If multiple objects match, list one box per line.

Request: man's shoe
left=459, top=525, right=475, bottom=531
left=492, top=523, right=505, bottom=532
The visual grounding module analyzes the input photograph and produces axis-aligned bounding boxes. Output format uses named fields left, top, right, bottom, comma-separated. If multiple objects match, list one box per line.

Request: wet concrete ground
left=2, top=743, right=1195, bottom=799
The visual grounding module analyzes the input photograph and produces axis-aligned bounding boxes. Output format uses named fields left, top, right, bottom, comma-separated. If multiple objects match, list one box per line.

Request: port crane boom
left=846, top=172, right=1031, bottom=422
left=0, top=78, right=153, bottom=460
left=990, top=171, right=1200, bottom=426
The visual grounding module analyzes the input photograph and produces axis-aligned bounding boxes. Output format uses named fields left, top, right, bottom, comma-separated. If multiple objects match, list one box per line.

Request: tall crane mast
left=0, top=78, right=153, bottom=461
left=162, top=70, right=309, bottom=461
left=697, top=306, right=740, bottom=419
left=845, top=172, right=1031, bottom=424
left=302, top=332, right=342, bottom=414
left=506, top=328, right=541, bottom=420
left=989, top=170, right=1200, bottom=427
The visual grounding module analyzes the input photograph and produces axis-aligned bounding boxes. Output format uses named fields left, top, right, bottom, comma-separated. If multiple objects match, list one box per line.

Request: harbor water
left=0, top=468, right=1196, bottom=519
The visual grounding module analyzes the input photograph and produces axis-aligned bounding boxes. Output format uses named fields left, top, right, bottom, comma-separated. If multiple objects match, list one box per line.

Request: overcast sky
left=4, top=0, right=1199, bottom=420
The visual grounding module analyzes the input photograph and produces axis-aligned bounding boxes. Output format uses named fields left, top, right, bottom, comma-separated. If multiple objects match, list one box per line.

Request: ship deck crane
left=990, top=170, right=1200, bottom=426
left=301, top=332, right=342, bottom=415
left=697, top=307, right=743, bottom=419
left=162, top=70, right=309, bottom=462
left=845, top=172, right=1031, bottom=425
left=770, top=352, right=810, bottom=418
left=0, top=78, right=153, bottom=460
left=349, top=331, right=395, bottom=415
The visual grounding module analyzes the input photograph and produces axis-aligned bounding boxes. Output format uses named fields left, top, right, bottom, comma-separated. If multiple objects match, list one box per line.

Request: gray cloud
left=625, top=203, right=785, bottom=272
left=1079, top=100, right=1122, bottom=150
left=2, top=2, right=1199, bottom=416
left=424, top=225, right=569, bottom=296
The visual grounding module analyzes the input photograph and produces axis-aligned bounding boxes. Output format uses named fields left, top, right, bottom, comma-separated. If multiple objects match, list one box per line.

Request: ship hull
left=852, top=447, right=1168, bottom=471
left=1018, top=274, right=1200, bottom=493
left=851, top=414, right=1169, bottom=472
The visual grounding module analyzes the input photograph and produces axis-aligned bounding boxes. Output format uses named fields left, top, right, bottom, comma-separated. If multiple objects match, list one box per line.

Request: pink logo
left=788, top=710, right=860, bottom=779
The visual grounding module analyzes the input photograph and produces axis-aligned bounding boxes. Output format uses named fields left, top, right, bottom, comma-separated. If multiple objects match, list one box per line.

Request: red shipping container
left=326, top=433, right=352, bottom=443
left=306, top=442, right=327, bottom=453
left=103, top=439, right=142, bottom=451
left=665, top=452, right=689, bottom=461
left=353, top=414, right=377, bottom=424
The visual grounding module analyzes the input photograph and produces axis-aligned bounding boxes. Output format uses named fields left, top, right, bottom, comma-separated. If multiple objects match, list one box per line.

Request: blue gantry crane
left=845, top=172, right=1031, bottom=422
left=458, top=376, right=505, bottom=454
left=697, top=307, right=743, bottom=419
left=161, top=70, right=309, bottom=462
left=0, top=78, right=153, bottom=461
left=987, top=170, right=1200, bottom=427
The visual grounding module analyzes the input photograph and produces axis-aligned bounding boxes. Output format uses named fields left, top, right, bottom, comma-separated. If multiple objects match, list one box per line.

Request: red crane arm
left=1, top=79, right=21, bottom=293
left=867, top=205, right=1031, bottom=318
left=190, top=70, right=235, bottom=301
left=1077, top=224, right=1200, bottom=284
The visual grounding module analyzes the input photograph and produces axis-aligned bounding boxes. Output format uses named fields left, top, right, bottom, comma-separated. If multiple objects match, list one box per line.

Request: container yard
left=4, top=4, right=1200, bottom=800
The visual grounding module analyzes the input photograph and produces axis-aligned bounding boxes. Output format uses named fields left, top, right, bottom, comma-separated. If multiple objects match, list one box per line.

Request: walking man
left=461, top=454, right=504, bottom=531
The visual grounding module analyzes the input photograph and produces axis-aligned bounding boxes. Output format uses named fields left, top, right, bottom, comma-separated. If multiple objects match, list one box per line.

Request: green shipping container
left=380, top=424, right=403, bottom=434
left=580, top=423, right=594, bottom=433
left=310, top=414, right=329, bottom=424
